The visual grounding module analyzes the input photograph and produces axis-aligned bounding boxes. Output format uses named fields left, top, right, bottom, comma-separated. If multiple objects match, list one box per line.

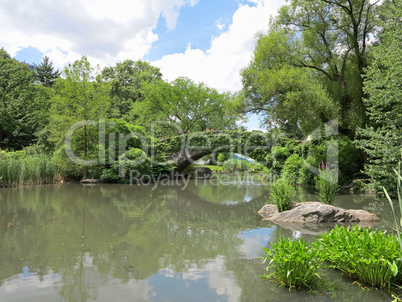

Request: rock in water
left=258, top=202, right=380, bottom=223
left=195, top=167, right=212, bottom=179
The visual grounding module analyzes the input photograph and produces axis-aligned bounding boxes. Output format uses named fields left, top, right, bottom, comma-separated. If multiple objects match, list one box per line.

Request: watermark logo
left=63, top=119, right=339, bottom=187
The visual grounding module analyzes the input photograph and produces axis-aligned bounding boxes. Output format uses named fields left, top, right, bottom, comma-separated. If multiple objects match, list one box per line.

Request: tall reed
left=0, top=156, right=56, bottom=187
left=383, top=161, right=402, bottom=253
left=383, top=160, right=402, bottom=284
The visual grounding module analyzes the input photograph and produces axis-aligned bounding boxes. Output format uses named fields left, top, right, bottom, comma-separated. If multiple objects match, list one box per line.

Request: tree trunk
left=83, top=125, right=88, bottom=178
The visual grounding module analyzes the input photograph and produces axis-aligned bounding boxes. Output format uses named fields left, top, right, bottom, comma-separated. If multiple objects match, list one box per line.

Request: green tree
left=49, top=56, right=111, bottom=178
left=240, top=0, right=380, bottom=139
left=101, top=60, right=162, bottom=119
left=356, top=0, right=402, bottom=194
left=33, top=56, right=60, bottom=86
left=131, top=77, right=238, bottom=136
left=0, top=48, right=38, bottom=149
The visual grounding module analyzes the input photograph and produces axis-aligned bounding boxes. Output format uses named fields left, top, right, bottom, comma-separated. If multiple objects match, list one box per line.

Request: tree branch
left=290, top=62, right=335, bottom=81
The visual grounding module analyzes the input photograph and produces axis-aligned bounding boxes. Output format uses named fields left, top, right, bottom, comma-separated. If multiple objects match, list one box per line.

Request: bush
left=100, top=168, right=121, bottom=183
left=338, top=137, right=364, bottom=184
left=352, top=179, right=366, bottom=193
left=262, top=238, right=323, bottom=290
left=103, top=119, right=146, bottom=164
left=217, top=153, right=226, bottom=165
left=312, top=225, right=400, bottom=288
left=248, top=147, right=271, bottom=163
left=315, top=162, right=339, bottom=204
left=222, top=158, right=251, bottom=172
left=269, top=180, right=295, bottom=212
left=266, top=139, right=301, bottom=174
left=52, top=148, right=83, bottom=181
left=252, top=162, right=264, bottom=171
left=282, top=153, right=303, bottom=184
left=101, top=148, right=152, bottom=183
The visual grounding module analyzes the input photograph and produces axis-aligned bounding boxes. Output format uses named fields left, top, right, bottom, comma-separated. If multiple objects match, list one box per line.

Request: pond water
left=0, top=175, right=399, bottom=301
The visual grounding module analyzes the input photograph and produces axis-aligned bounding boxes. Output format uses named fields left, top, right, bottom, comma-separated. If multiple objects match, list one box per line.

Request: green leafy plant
left=269, top=180, right=295, bottom=212
left=315, top=161, right=339, bottom=204
left=262, top=238, right=323, bottom=290
left=312, top=225, right=400, bottom=288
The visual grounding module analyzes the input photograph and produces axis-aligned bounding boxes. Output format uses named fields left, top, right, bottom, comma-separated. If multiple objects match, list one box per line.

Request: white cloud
left=153, top=0, right=285, bottom=92
left=216, top=18, right=226, bottom=31
left=0, top=0, right=197, bottom=68
left=0, top=0, right=285, bottom=94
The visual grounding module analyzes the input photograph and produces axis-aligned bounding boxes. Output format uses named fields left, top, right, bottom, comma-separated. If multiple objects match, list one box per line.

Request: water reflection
left=0, top=180, right=398, bottom=301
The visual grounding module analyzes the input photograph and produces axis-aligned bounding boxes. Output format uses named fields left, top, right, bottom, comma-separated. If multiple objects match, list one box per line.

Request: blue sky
left=146, top=0, right=243, bottom=61
left=2, top=0, right=285, bottom=130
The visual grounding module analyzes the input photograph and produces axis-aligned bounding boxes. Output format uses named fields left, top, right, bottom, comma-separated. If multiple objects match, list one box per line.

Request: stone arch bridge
left=150, top=130, right=273, bottom=173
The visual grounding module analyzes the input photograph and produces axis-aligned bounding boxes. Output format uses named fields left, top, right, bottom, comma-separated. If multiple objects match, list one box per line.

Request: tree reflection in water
left=0, top=181, right=395, bottom=302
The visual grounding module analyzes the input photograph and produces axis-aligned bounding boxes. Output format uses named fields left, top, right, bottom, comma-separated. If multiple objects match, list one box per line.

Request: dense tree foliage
left=0, top=47, right=242, bottom=180
left=49, top=56, right=111, bottom=177
left=240, top=0, right=379, bottom=139
left=356, top=0, right=402, bottom=193
left=0, top=49, right=39, bottom=149
left=101, top=59, right=162, bottom=119
left=0, top=0, right=399, bottom=189
left=131, top=77, right=238, bottom=136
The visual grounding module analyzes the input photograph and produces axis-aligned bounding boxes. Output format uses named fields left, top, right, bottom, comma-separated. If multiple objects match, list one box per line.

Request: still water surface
left=0, top=175, right=398, bottom=301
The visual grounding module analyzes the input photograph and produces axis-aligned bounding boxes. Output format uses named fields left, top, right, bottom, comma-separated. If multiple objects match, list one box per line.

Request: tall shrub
left=270, top=180, right=295, bottom=212
left=315, top=162, right=339, bottom=204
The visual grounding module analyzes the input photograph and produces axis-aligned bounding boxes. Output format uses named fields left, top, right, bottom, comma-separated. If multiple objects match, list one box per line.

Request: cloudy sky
left=1, top=0, right=285, bottom=129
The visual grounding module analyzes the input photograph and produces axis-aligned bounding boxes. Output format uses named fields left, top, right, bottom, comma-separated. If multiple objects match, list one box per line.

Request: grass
left=262, top=238, right=323, bottom=290
left=0, top=156, right=56, bottom=187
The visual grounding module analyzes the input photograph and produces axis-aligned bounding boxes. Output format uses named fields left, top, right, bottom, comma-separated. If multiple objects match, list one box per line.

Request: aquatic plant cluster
left=262, top=237, right=322, bottom=290
left=0, top=152, right=56, bottom=187
left=263, top=225, right=402, bottom=290
left=262, top=162, right=402, bottom=298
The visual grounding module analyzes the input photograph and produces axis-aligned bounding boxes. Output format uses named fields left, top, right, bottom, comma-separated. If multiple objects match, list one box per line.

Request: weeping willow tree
left=239, top=0, right=380, bottom=139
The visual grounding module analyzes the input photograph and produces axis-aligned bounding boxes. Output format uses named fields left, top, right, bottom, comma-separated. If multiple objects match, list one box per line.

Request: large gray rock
left=195, top=167, right=212, bottom=179
left=258, top=202, right=380, bottom=223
